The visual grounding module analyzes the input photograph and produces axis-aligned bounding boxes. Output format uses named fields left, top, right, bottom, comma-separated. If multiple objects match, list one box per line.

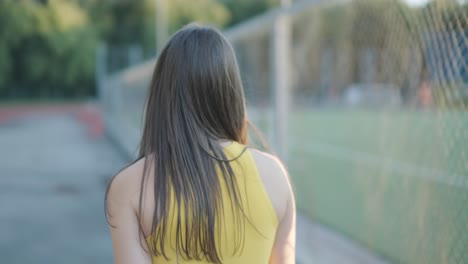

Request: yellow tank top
left=146, top=141, right=279, bottom=263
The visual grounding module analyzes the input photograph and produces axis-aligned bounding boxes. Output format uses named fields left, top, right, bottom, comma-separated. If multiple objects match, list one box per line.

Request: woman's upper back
left=107, top=141, right=294, bottom=264
left=147, top=141, right=280, bottom=263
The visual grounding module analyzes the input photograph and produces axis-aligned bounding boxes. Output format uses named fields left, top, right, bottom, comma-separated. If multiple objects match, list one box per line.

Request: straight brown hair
left=107, top=24, right=251, bottom=263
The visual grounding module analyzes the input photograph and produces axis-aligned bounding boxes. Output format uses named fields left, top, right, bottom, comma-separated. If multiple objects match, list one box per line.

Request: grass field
left=263, top=109, right=468, bottom=264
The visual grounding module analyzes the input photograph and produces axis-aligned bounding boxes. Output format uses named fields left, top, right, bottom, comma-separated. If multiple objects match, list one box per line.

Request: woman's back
left=145, top=141, right=279, bottom=263
left=107, top=141, right=294, bottom=264
left=105, top=24, right=295, bottom=264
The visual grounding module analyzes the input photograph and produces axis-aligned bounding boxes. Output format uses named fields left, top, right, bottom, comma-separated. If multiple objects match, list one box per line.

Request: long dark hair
left=109, top=24, right=251, bottom=263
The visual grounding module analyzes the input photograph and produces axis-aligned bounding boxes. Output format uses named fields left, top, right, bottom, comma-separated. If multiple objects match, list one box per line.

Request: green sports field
left=256, top=109, right=467, bottom=264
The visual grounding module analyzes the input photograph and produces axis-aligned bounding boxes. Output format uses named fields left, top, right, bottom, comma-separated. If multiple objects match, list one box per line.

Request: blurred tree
left=80, top=0, right=231, bottom=69
left=0, top=0, right=98, bottom=98
left=220, top=0, right=278, bottom=26
left=0, top=0, right=231, bottom=99
left=0, top=0, right=286, bottom=99
left=0, top=1, right=35, bottom=93
left=90, top=0, right=229, bottom=55
left=73, top=0, right=113, bottom=34
left=169, top=0, right=230, bottom=31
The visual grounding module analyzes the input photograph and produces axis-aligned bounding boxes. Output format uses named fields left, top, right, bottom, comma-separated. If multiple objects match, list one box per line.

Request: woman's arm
left=107, top=168, right=152, bottom=264
left=269, top=188, right=296, bottom=264
left=251, top=149, right=296, bottom=264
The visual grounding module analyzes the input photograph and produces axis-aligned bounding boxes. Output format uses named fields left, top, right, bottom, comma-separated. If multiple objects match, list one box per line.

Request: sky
left=405, top=0, right=430, bottom=6
left=405, top=0, right=468, bottom=6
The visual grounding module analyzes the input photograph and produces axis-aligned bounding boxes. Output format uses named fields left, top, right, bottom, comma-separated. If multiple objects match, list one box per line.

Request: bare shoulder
left=106, top=158, right=149, bottom=214
left=249, top=148, right=293, bottom=221
left=249, top=148, right=288, bottom=181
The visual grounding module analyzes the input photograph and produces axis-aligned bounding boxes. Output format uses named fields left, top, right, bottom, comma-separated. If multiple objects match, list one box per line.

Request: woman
left=106, top=24, right=295, bottom=264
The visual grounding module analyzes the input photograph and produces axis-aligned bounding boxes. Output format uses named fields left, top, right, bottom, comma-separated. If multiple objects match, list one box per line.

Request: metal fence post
left=156, top=0, right=169, bottom=52
left=271, top=0, right=292, bottom=163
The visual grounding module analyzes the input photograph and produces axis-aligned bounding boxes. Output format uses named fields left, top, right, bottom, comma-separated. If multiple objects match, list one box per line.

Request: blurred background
left=0, top=0, right=467, bottom=263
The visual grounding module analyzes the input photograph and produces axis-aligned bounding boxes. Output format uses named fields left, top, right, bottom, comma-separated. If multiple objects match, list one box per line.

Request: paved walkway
left=0, top=106, right=126, bottom=264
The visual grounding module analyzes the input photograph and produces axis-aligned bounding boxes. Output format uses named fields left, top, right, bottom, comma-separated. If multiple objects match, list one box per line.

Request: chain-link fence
left=100, top=0, right=468, bottom=263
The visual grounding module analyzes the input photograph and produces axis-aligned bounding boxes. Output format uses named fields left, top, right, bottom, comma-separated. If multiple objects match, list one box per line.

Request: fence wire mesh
left=101, top=0, right=468, bottom=263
